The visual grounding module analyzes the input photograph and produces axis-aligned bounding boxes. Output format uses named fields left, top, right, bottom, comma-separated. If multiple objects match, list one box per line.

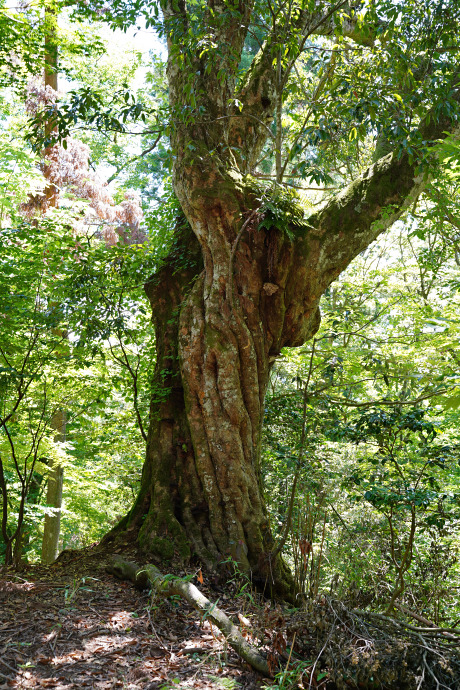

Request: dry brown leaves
left=0, top=549, right=271, bottom=690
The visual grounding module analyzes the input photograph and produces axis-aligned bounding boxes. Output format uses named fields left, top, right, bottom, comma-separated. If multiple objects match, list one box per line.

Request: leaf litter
left=0, top=543, right=274, bottom=690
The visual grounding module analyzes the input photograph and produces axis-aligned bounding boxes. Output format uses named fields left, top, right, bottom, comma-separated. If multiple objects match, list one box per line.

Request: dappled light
left=0, top=548, right=271, bottom=688
left=2, top=0, right=460, bottom=687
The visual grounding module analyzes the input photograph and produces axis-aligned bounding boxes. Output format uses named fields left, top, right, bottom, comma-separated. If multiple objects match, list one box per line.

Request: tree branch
left=106, top=131, right=163, bottom=184
left=228, top=2, right=380, bottom=169
left=205, top=0, right=254, bottom=81
left=107, top=557, right=272, bottom=677
left=302, top=95, right=460, bottom=296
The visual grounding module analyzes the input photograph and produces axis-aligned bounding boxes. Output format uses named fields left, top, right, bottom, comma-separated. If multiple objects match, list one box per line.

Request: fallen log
left=106, top=556, right=271, bottom=677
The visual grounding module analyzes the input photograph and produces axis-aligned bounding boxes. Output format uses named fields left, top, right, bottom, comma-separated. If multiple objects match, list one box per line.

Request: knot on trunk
left=263, top=282, right=279, bottom=295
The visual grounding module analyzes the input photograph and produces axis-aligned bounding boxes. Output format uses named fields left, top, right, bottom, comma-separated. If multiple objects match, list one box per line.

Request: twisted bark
left=111, top=2, right=460, bottom=597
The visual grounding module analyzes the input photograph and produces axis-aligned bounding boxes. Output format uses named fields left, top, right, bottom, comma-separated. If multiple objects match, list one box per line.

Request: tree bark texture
left=41, top=5, right=64, bottom=566
left=116, top=2, right=460, bottom=595
left=122, top=151, right=433, bottom=595
left=41, top=410, right=65, bottom=565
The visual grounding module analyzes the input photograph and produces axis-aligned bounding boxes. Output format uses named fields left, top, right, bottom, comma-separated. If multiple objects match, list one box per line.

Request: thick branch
left=162, top=0, right=188, bottom=30
left=206, top=0, right=254, bottom=80
left=303, top=100, right=460, bottom=294
left=107, top=557, right=271, bottom=677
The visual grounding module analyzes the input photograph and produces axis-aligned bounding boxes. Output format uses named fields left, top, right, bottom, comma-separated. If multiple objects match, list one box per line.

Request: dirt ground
left=0, top=543, right=274, bottom=690
left=4, top=544, right=460, bottom=689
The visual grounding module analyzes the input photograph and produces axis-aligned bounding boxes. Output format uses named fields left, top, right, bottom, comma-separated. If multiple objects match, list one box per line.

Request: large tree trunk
left=124, top=209, right=319, bottom=595
left=118, top=148, right=429, bottom=595
left=109, top=1, right=460, bottom=597
left=119, top=210, right=312, bottom=594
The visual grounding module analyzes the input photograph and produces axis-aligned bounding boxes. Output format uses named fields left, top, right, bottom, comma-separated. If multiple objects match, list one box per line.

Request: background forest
left=1, top=0, right=460, bottom=639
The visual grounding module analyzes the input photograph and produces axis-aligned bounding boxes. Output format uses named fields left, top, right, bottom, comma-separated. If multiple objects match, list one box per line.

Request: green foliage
left=0, top=199, right=158, bottom=561
left=0, top=135, right=45, bottom=226
left=263, top=195, right=460, bottom=619
left=0, top=218, right=89, bottom=561
left=3, top=0, right=460, bottom=637
left=39, top=0, right=459, bottom=198
left=258, top=184, right=310, bottom=239
left=265, top=660, right=318, bottom=690
left=0, top=3, right=43, bottom=86
left=340, top=407, right=459, bottom=524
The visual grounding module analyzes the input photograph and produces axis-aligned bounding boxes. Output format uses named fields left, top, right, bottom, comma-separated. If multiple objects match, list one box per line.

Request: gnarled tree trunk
left=116, top=154, right=431, bottom=595
left=110, top=1, right=460, bottom=596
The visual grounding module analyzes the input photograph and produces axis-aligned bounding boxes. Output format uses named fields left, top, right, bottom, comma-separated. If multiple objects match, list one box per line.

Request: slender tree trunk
left=40, top=2, right=65, bottom=565
left=43, top=2, right=58, bottom=205
left=12, top=471, right=43, bottom=566
left=41, top=410, right=64, bottom=564
left=41, top=462, right=64, bottom=564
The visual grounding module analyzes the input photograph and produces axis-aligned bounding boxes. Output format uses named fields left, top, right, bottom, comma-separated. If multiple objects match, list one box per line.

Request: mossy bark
left=111, top=1, right=460, bottom=599
left=119, top=147, right=433, bottom=598
left=124, top=212, right=313, bottom=596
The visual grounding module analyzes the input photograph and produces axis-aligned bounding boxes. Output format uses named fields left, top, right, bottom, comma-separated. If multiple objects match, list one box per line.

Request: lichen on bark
left=109, top=1, right=460, bottom=599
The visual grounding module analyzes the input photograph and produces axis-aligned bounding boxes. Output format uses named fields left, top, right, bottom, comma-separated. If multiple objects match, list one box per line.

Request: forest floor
left=0, top=541, right=297, bottom=690
left=4, top=543, right=460, bottom=690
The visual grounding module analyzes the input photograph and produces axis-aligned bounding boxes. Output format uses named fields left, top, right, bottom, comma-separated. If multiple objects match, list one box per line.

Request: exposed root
left=106, top=556, right=272, bottom=678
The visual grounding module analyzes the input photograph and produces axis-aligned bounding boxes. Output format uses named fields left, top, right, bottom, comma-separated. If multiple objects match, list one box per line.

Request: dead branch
left=106, top=556, right=271, bottom=677
left=288, top=598, right=460, bottom=689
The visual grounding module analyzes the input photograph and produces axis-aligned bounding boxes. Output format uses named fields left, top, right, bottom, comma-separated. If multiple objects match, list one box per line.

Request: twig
left=0, top=659, right=18, bottom=674
left=416, top=652, right=426, bottom=690
left=307, top=622, right=335, bottom=689
left=393, top=602, right=437, bottom=628
left=146, top=608, right=169, bottom=652
left=271, top=339, right=317, bottom=561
